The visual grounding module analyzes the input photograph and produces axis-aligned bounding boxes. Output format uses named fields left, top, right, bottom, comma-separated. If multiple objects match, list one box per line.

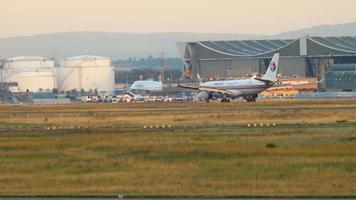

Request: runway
left=0, top=198, right=353, bottom=200
left=2, top=105, right=356, bottom=116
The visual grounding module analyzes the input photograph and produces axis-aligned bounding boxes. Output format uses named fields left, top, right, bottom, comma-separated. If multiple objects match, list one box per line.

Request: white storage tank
left=58, top=55, right=114, bottom=94
left=1, top=56, right=56, bottom=92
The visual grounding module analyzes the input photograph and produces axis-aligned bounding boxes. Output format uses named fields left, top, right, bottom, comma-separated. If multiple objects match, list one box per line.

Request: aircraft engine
left=197, top=91, right=214, bottom=102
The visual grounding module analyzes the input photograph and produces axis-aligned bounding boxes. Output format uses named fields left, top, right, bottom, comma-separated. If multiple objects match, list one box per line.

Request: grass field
left=0, top=99, right=355, bottom=197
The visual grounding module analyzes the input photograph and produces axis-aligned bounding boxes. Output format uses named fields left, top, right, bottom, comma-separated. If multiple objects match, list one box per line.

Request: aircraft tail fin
left=197, top=73, right=202, bottom=84
left=260, top=53, right=279, bottom=82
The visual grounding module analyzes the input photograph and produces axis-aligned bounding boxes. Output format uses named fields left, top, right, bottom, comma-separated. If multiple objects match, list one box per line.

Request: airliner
left=178, top=53, right=280, bottom=102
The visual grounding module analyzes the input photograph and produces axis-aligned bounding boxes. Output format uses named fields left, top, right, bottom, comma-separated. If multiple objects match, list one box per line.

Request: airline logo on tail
left=270, top=62, right=277, bottom=72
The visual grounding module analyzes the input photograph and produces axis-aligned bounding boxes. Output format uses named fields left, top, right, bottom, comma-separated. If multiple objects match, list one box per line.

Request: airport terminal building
left=177, top=36, right=356, bottom=90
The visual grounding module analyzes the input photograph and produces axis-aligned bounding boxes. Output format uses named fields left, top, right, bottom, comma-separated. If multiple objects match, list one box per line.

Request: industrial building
left=0, top=56, right=56, bottom=92
left=177, top=36, right=356, bottom=90
left=57, top=55, right=115, bottom=94
left=325, top=64, right=356, bottom=92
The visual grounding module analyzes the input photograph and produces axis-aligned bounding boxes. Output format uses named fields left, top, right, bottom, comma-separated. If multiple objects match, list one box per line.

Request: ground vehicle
left=122, top=92, right=145, bottom=103
left=81, top=96, right=92, bottom=102
left=174, top=96, right=190, bottom=102
left=111, top=95, right=122, bottom=103
left=102, top=96, right=111, bottom=103
left=163, top=96, right=174, bottom=102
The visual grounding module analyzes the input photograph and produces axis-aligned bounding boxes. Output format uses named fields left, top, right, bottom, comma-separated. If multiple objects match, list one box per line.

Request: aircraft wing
left=198, top=87, right=233, bottom=95
left=177, top=84, right=200, bottom=90
left=178, top=84, right=233, bottom=95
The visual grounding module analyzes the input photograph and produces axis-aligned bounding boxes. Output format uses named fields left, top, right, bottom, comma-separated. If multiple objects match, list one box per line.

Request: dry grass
left=0, top=99, right=355, bottom=197
left=0, top=129, right=355, bottom=197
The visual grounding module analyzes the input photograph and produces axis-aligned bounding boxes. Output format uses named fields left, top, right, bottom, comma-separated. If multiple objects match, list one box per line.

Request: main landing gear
left=220, top=98, right=231, bottom=103
left=244, top=95, right=257, bottom=103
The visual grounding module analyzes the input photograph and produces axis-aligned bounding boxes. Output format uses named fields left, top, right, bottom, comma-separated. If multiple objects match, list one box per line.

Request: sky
left=0, top=0, right=355, bottom=38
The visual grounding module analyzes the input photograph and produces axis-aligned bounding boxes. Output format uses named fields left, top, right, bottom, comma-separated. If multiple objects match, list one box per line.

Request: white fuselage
left=201, top=79, right=270, bottom=98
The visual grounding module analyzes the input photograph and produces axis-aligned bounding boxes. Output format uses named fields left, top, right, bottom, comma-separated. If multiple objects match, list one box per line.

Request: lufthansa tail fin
left=260, top=53, right=279, bottom=82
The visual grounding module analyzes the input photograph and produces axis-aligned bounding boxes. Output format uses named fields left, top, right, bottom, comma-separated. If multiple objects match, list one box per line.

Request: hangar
left=177, top=36, right=356, bottom=90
